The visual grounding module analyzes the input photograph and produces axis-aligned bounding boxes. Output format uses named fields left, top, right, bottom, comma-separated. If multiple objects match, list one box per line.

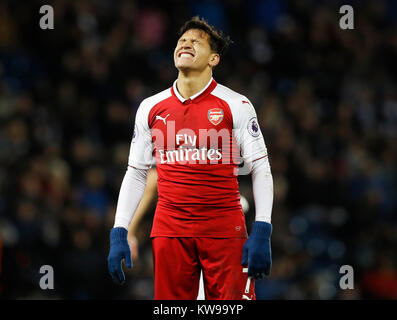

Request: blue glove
left=241, top=221, right=272, bottom=279
left=107, top=227, right=132, bottom=285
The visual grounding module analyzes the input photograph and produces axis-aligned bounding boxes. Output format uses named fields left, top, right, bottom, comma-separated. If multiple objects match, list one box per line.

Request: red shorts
left=151, top=237, right=256, bottom=300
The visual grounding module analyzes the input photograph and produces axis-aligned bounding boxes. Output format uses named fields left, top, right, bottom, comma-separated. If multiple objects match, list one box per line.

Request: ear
left=209, top=53, right=220, bottom=68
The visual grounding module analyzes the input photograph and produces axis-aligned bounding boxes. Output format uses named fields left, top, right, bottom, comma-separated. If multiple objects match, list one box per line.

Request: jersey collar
left=172, top=77, right=217, bottom=104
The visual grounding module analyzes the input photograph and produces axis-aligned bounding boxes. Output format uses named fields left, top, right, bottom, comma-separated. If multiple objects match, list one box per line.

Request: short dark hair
left=178, top=16, right=231, bottom=57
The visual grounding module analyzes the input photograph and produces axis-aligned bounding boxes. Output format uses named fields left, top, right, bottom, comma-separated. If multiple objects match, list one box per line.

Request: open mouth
left=178, top=51, right=194, bottom=58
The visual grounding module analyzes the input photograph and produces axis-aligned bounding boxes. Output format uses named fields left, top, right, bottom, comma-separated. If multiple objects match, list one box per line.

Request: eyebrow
left=179, top=37, right=200, bottom=42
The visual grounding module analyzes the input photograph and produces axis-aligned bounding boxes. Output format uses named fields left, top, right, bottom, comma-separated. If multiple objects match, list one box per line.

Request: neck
left=176, top=69, right=212, bottom=99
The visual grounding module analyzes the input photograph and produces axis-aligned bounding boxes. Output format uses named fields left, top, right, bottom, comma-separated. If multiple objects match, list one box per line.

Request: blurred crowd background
left=0, top=0, right=397, bottom=299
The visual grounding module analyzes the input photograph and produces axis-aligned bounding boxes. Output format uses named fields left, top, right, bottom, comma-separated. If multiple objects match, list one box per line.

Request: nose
left=181, top=42, right=193, bottom=50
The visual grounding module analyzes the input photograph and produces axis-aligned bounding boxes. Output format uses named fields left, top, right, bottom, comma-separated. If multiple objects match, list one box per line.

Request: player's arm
left=233, top=98, right=274, bottom=279
left=127, top=167, right=157, bottom=260
left=107, top=100, right=154, bottom=285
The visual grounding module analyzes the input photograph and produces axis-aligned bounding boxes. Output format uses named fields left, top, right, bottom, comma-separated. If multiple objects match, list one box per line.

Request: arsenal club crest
left=208, top=108, right=224, bottom=125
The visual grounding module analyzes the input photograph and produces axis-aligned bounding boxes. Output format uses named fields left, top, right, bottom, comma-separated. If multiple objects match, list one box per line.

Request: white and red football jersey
left=128, top=78, right=268, bottom=238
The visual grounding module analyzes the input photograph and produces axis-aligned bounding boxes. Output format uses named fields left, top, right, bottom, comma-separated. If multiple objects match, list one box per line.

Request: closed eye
left=178, top=38, right=200, bottom=44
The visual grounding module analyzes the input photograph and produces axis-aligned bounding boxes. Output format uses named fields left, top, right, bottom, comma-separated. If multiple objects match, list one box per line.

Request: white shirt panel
left=113, top=166, right=148, bottom=229
left=251, top=156, right=273, bottom=223
left=211, top=84, right=268, bottom=165
left=128, top=88, right=172, bottom=169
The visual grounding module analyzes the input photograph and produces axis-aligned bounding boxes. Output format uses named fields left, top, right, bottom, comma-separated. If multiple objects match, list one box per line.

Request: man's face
left=174, top=29, right=219, bottom=72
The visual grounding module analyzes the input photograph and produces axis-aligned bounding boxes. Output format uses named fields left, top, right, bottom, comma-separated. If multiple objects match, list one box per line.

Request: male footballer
left=107, top=16, right=274, bottom=300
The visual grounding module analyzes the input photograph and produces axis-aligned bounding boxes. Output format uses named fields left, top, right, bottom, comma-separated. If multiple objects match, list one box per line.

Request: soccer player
left=107, top=16, right=274, bottom=300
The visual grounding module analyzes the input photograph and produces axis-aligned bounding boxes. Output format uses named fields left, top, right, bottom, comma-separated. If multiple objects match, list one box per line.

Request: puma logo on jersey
left=155, top=114, right=170, bottom=125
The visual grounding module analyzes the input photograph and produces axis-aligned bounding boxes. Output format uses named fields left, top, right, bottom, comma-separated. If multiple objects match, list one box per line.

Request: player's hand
left=241, top=221, right=272, bottom=279
left=107, top=227, right=132, bottom=285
